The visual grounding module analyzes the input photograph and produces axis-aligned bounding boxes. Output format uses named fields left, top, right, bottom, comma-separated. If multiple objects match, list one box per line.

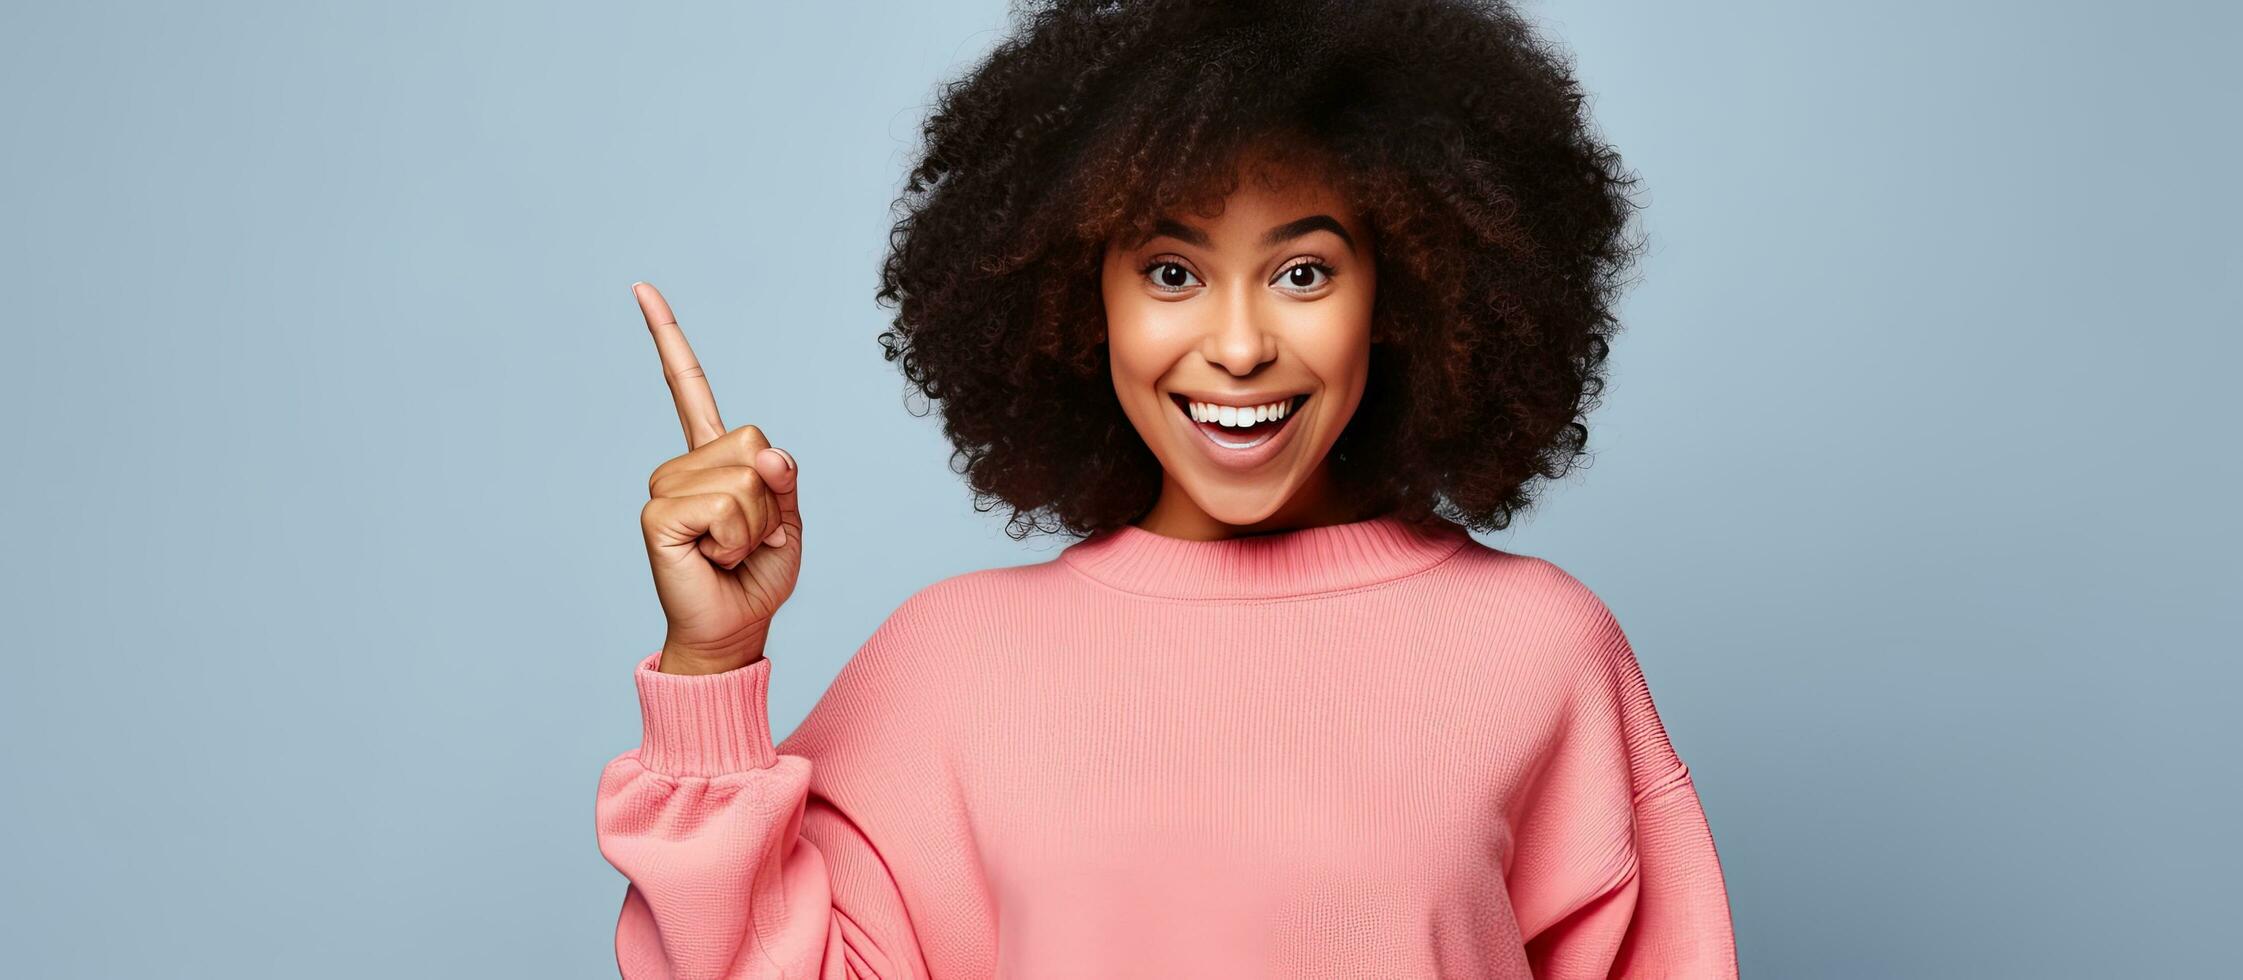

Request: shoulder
left=776, top=567, right=1009, bottom=760
left=1473, top=546, right=1614, bottom=612
left=879, top=555, right=1060, bottom=630
left=1471, top=552, right=1685, bottom=785
left=1440, top=542, right=1631, bottom=658
left=789, top=558, right=1059, bottom=748
left=1446, top=549, right=1694, bottom=823
left=845, top=554, right=1071, bottom=671
left=1438, top=543, right=1674, bottom=751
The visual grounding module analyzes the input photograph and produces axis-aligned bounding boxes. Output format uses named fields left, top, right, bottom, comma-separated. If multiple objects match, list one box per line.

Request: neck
left=1066, top=507, right=1472, bottom=600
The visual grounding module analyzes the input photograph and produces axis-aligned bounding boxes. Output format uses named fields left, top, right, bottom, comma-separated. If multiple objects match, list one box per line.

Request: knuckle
left=648, top=454, right=688, bottom=493
left=712, top=492, right=743, bottom=518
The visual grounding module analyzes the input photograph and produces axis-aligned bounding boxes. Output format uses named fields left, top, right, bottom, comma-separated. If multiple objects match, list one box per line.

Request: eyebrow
left=1145, top=214, right=1357, bottom=252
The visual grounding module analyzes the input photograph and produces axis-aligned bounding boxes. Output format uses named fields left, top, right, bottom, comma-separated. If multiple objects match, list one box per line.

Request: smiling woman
left=599, top=1, right=1737, bottom=977
left=867, top=0, right=1646, bottom=544
left=1100, top=145, right=1380, bottom=538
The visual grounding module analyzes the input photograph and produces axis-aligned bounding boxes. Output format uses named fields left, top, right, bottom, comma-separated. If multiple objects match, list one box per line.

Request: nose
left=1201, top=283, right=1278, bottom=375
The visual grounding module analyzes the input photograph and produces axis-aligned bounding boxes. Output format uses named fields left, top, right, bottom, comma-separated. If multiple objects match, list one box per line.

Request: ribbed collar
left=1059, top=511, right=1474, bottom=600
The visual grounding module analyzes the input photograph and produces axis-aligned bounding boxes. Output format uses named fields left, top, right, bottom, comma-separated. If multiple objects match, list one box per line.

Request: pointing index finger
left=633, top=282, right=727, bottom=449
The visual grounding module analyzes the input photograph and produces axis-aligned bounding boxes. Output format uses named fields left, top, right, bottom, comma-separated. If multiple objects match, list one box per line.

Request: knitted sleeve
left=1507, top=583, right=1739, bottom=978
left=594, top=596, right=981, bottom=979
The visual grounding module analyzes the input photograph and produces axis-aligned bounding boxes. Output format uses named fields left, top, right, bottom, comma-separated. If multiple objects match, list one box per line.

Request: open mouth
left=1169, top=392, right=1310, bottom=449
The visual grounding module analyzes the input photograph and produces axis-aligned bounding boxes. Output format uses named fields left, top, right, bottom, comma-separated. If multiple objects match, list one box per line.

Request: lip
left=1169, top=388, right=1306, bottom=406
left=1167, top=392, right=1311, bottom=471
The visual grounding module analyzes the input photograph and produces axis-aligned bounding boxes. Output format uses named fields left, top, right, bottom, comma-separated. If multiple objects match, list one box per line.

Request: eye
left=1140, top=259, right=1202, bottom=293
left=1273, top=259, right=1335, bottom=293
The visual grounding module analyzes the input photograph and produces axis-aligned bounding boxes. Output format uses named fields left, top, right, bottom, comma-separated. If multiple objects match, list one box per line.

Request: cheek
left=1101, top=290, right=1186, bottom=386
left=1290, top=297, right=1375, bottom=387
left=1102, top=313, right=1169, bottom=430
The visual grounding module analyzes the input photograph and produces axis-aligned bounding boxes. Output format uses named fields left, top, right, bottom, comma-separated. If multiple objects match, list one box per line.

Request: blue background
left=2, top=1, right=2236, bottom=976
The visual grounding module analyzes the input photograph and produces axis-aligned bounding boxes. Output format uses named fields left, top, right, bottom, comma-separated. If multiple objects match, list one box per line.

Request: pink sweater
left=596, top=513, right=1738, bottom=978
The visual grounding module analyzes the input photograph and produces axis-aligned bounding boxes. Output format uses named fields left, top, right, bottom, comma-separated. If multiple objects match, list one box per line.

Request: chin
left=1177, top=479, right=1299, bottom=527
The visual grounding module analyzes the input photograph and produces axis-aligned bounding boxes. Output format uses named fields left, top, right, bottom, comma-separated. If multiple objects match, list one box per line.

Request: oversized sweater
left=595, top=512, right=1738, bottom=979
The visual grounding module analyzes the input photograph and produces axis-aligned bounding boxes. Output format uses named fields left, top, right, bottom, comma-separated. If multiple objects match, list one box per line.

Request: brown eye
left=1143, top=261, right=1202, bottom=292
left=1275, top=261, right=1334, bottom=292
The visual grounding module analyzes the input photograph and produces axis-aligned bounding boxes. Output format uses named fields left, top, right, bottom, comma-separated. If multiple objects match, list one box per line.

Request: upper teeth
left=1189, top=398, right=1292, bottom=427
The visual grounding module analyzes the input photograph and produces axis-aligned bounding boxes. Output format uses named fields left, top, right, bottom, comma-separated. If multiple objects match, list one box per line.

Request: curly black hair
left=875, top=0, right=1646, bottom=540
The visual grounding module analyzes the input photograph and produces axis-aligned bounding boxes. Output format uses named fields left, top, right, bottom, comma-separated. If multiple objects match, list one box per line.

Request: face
left=1100, top=152, right=1376, bottom=536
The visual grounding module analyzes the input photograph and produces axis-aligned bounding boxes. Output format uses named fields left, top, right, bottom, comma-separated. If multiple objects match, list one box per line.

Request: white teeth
left=1188, top=397, right=1293, bottom=427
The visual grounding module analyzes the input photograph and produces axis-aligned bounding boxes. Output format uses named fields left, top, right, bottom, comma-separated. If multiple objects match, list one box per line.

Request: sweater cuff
left=632, top=650, right=782, bottom=777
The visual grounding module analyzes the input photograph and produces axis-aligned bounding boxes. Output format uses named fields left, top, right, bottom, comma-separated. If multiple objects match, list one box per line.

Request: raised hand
left=632, top=281, right=803, bottom=675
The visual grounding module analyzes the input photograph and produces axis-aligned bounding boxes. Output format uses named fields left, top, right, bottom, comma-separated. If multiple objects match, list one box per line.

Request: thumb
left=754, top=447, right=800, bottom=528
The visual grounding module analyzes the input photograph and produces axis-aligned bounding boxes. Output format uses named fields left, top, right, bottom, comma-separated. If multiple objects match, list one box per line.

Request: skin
left=629, top=150, right=1382, bottom=672
left=1100, top=150, right=1382, bottom=541
left=632, top=281, right=804, bottom=675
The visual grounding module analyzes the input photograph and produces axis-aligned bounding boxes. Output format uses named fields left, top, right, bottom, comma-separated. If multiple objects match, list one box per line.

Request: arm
left=606, top=284, right=983, bottom=977
left=595, top=652, right=934, bottom=980
left=1518, top=761, right=1736, bottom=978
left=1509, top=585, right=1738, bottom=978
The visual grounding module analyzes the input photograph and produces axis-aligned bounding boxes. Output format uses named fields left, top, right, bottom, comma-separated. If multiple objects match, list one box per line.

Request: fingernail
left=764, top=526, right=787, bottom=547
left=775, top=448, right=796, bottom=472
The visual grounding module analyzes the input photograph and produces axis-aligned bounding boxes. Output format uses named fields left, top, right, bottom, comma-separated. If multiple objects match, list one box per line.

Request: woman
left=598, top=1, right=1738, bottom=976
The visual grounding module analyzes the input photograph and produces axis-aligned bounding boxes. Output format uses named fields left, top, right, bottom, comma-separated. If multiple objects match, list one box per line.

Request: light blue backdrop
left=2, top=2, right=2235, bottom=977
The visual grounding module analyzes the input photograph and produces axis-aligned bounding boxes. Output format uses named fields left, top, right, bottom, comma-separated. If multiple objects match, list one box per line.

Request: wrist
left=660, top=628, right=769, bottom=675
left=633, top=650, right=781, bottom=773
